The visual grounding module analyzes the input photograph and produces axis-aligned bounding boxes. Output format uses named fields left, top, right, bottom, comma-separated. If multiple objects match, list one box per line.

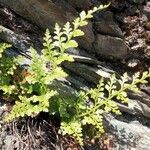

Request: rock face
left=95, top=11, right=124, bottom=38
left=0, top=0, right=95, bottom=51
left=104, top=114, right=150, bottom=150
left=0, top=25, right=31, bottom=53
left=94, top=34, right=128, bottom=59
left=0, top=0, right=131, bottom=59
left=143, top=2, right=150, bottom=20
left=64, top=0, right=92, bottom=10
left=0, top=1, right=150, bottom=149
left=0, top=0, right=76, bottom=29
left=0, top=0, right=149, bottom=60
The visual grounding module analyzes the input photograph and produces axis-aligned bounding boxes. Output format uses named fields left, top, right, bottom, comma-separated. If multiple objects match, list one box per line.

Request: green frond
left=0, top=43, right=11, bottom=58
left=60, top=121, right=83, bottom=145
left=5, top=90, right=57, bottom=122
left=82, top=113, right=104, bottom=135
left=0, top=43, right=18, bottom=95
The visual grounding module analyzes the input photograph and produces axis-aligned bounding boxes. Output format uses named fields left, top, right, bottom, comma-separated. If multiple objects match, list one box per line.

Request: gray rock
left=63, top=62, right=114, bottom=84
left=95, top=11, right=124, bottom=38
left=145, top=22, right=150, bottom=30
left=64, top=0, right=92, bottom=10
left=143, top=2, right=150, bottom=20
left=104, top=114, right=150, bottom=150
left=129, top=0, right=145, bottom=4
left=95, top=21, right=123, bottom=39
left=94, top=34, right=128, bottom=59
left=0, top=0, right=95, bottom=51
left=0, top=25, right=31, bottom=54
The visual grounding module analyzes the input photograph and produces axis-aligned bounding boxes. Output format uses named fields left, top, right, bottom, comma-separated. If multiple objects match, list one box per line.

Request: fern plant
left=0, top=42, right=17, bottom=95
left=3, top=4, right=110, bottom=121
left=1, top=3, right=150, bottom=146
left=60, top=70, right=150, bottom=145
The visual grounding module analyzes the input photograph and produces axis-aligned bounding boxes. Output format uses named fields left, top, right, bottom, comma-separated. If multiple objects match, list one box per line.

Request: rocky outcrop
left=94, top=34, right=128, bottom=59
left=0, top=0, right=149, bottom=60
left=143, top=2, right=150, bottom=20
left=63, top=0, right=92, bottom=10
left=0, top=25, right=31, bottom=54
left=0, top=0, right=95, bottom=51
left=104, top=114, right=150, bottom=150
left=94, top=11, right=124, bottom=38
left=0, top=1, right=150, bottom=149
left=0, top=0, right=130, bottom=59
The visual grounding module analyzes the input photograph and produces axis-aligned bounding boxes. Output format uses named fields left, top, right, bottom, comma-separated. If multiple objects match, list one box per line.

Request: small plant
left=1, top=3, right=150, bottom=146
left=60, top=70, right=150, bottom=144
left=0, top=43, right=17, bottom=95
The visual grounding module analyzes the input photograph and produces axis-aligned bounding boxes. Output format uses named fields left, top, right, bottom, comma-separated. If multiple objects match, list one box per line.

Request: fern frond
left=0, top=43, right=11, bottom=58
left=42, top=29, right=55, bottom=55
left=0, top=43, right=18, bottom=95
left=5, top=90, right=57, bottom=122
left=60, top=121, right=83, bottom=145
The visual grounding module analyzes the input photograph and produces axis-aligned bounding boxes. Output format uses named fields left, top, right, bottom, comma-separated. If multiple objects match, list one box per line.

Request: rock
left=63, top=62, right=114, bottom=84
left=145, top=22, right=150, bottom=30
left=95, top=11, right=124, bottom=38
left=143, top=2, right=150, bottom=20
left=125, top=5, right=139, bottom=16
left=128, top=99, right=150, bottom=118
left=104, top=114, right=150, bottom=150
left=111, top=0, right=128, bottom=11
left=94, top=34, right=128, bottom=59
left=0, top=25, right=31, bottom=54
left=67, top=48, right=95, bottom=58
left=77, top=22, right=95, bottom=51
left=0, top=0, right=73, bottom=29
left=71, top=55, right=104, bottom=65
left=127, top=58, right=140, bottom=68
left=0, top=0, right=95, bottom=51
left=130, top=0, right=145, bottom=4
left=64, top=0, right=92, bottom=10
left=51, top=0, right=78, bottom=15
left=128, top=91, right=150, bottom=107
left=140, top=84, right=150, bottom=96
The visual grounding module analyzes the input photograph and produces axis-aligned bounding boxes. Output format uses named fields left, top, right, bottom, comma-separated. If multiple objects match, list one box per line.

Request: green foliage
left=1, top=3, right=150, bottom=146
left=59, top=70, right=150, bottom=145
left=3, top=4, right=110, bottom=122
left=0, top=43, right=17, bottom=95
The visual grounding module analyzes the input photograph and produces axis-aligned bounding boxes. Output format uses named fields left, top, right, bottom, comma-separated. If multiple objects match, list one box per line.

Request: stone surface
left=64, top=0, right=92, bottom=10
left=104, top=114, right=150, bottom=150
left=143, top=2, right=150, bottom=20
left=94, top=34, right=128, bottom=59
left=63, top=62, right=114, bottom=84
left=0, top=0, right=95, bottom=51
left=95, top=11, right=124, bottom=38
left=0, top=25, right=31, bottom=53
left=129, top=0, right=145, bottom=4
left=0, top=1, right=150, bottom=149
